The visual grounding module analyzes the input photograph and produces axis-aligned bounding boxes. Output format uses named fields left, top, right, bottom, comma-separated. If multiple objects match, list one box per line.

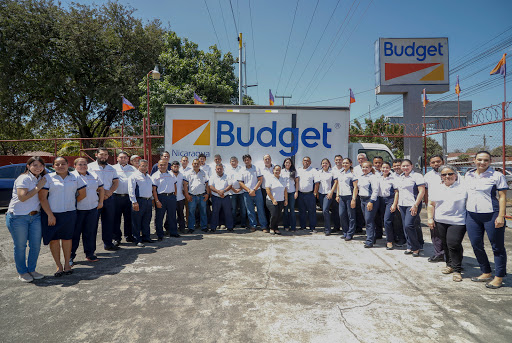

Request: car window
left=0, top=165, right=23, bottom=179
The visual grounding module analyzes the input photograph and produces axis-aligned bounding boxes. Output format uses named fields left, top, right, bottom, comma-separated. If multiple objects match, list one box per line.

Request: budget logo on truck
left=172, top=119, right=210, bottom=145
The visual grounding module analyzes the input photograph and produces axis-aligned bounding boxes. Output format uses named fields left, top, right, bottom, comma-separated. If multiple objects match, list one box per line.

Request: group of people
left=5, top=148, right=508, bottom=289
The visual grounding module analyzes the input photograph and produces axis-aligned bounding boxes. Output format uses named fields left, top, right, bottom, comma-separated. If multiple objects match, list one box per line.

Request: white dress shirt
left=430, top=182, right=467, bottom=225
left=43, top=172, right=86, bottom=213
left=209, top=173, right=232, bottom=197
left=239, top=165, right=262, bottom=190
left=337, top=169, right=357, bottom=197
left=357, top=173, right=380, bottom=202
left=128, top=171, right=153, bottom=203
left=179, top=165, right=192, bottom=177
left=151, top=170, right=177, bottom=194
left=465, top=167, right=509, bottom=213
left=200, top=164, right=212, bottom=177
left=280, top=169, right=296, bottom=193
left=378, top=174, right=397, bottom=198
left=259, top=164, right=274, bottom=189
left=315, top=169, right=336, bottom=194
left=396, top=171, right=425, bottom=207
left=266, top=176, right=286, bottom=202
left=88, top=161, right=118, bottom=191
left=8, top=173, right=42, bottom=215
left=353, top=165, right=364, bottom=178
left=113, top=163, right=136, bottom=194
left=186, top=169, right=209, bottom=195
left=172, top=172, right=186, bottom=201
left=72, top=171, right=102, bottom=211
left=225, top=165, right=243, bottom=195
left=297, top=166, right=317, bottom=192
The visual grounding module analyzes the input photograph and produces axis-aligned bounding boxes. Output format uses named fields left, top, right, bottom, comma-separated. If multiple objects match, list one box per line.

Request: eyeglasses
left=441, top=173, right=455, bottom=177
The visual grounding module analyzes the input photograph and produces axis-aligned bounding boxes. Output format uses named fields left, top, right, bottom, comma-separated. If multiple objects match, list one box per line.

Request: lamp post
left=146, top=66, right=160, bottom=165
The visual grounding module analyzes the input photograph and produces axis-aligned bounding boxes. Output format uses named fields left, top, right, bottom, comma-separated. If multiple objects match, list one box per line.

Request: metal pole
left=442, top=132, right=448, bottom=161
left=142, top=117, right=147, bottom=160
left=121, top=110, right=125, bottom=151
left=457, top=94, right=461, bottom=128
left=147, top=72, right=152, bottom=165
left=503, top=73, right=506, bottom=173
left=243, top=42, right=247, bottom=97
left=238, top=33, right=243, bottom=105
left=423, top=103, right=427, bottom=173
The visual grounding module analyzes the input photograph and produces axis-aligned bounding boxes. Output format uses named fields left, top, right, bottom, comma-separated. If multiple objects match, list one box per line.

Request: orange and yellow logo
left=172, top=120, right=210, bottom=145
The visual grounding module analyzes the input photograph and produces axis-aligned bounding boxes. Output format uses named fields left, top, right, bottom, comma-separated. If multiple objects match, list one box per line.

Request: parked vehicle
left=164, top=105, right=395, bottom=167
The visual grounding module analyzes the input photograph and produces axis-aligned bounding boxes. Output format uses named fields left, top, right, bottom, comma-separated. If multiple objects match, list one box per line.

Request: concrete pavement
left=0, top=211, right=511, bottom=343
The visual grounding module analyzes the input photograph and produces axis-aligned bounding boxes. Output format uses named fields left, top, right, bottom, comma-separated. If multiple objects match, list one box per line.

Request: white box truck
left=164, top=105, right=395, bottom=167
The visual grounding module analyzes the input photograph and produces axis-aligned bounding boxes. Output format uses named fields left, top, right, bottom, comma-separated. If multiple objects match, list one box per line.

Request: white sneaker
left=19, top=273, right=34, bottom=283
left=29, top=271, right=44, bottom=280
left=137, top=242, right=145, bottom=247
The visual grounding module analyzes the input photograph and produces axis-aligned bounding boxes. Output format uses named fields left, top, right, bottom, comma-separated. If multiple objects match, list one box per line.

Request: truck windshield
left=358, top=149, right=394, bottom=164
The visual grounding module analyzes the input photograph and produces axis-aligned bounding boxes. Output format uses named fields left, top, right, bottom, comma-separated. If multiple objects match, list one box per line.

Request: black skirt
left=41, top=210, right=77, bottom=245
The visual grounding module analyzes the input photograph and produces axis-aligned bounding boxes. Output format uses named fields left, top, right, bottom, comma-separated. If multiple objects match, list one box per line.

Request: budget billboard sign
left=375, top=37, right=449, bottom=94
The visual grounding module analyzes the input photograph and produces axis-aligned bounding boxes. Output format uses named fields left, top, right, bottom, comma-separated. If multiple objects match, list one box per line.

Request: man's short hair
left=429, top=154, right=444, bottom=163
left=242, top=154, right=252, bottom=161
left=96, top=147, right=109, bottom=154
left=118, top=151, right=129, bottom=158
left=230, top=156, right=238, bottom=162
left=171, top=161, right=180, bottom=166
left=334, top=154, right=343, bottom=159
left=160, top=151, right=170, bottom=157
left=373, top=155, right=383, bottom=161
left=214, top=154, right=221, bottom=159
left=139, top=159, right=149, bottom=164
left=357, top=153, right=367, bottom=159
left=392, top=158, right=403, bottom=164
left=198, top=153, right=206, bottom=159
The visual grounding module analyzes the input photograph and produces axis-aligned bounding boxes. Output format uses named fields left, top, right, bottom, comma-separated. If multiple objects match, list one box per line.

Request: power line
left=282, top=0, right=320, bottom=95
left=275, top=0, right=300, bottom=94
left=248, top=0, right=260, bottom=104
left=293, top=88, right=374, bottom=105
left=229, top=0, right=239, bottom=33
left=204, top=0, right=223, bottom=51
left=289, top=0, right=343, bottom=101
left=218, top=0, right=234, bottom=53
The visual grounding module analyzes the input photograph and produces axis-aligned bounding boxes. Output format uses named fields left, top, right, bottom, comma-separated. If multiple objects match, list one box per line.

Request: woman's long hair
left=23, top=156, right=47, bottom=177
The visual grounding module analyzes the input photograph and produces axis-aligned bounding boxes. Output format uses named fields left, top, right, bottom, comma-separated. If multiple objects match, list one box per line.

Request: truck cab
left=348, top=142, right=395, bottom=165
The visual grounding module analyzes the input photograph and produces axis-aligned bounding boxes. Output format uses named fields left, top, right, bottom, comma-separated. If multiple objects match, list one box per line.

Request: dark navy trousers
left=230, top=193, right=246, bottom=227
left=318, top=193, right=334, bottom=233
left=212, top=196, right=233, bottom=229
left=466, top=211, right=507, bottom=277
left=400, top=204, right=422, bottom=251
left=99, top=196, right=115, bottom=248
left=132, top=198, right=152, bottom=243
left=339, top=195, right=356, bottom=238
left=155, top=194, right=177, bottom=238
left=298, top=192, right=316, bottom=230
left=72, top=208, right=98, bottom=259
left=283, top=192, right=297, bottom=231
left=113, top=194, right=132, bottom=241
left=379, top=196, right=396, bottom=243
left=361, top=196, right=379, bottom=246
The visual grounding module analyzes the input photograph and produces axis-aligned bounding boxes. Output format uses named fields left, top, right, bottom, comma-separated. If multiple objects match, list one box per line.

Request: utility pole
left=242, top=42, right=258, bottom=100
left=275, top=95, right=292, bottom=106
left=238, top=33, right=243, bottom=105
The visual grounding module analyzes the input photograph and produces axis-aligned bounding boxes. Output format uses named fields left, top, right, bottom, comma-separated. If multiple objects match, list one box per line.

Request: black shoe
left=364, top=244, right=372, bottom=248
left=188, top=229, right=195, bottom=234
left=157, top=237, right=163, bottom=241
left=142, top=239, right=154, bottom=243
left=113, top=240, right=120, bottom=247
left=412, top=252, right=420, bottom=257
left=104, top=245, right=120, bottom=251
left=344, top=237, right=352, bottom=241
left=125, top=236, right=135, bottom=243
left=201, top=228, right=208, bottom=233
left=227, top=228, right=234, bottom=232
left=485, top=282, right=503, bottom=289
left=404, top=250, right=413, bottom=255
left=428, top=255, right=444, bottom=263
left=170, top=234, right=181, bottom=238
left=210, top=228, right=216, bottom=233
left=325, top=232, right=331, bottom=236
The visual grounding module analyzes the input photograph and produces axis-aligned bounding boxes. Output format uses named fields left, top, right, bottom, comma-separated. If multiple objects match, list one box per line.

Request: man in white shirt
left=179, top=156, right=192, bottom=176
left=372, top=155, right=385, bottom=240
left=226, top=156, right=246, bottom=228
left=183, top=159, right=210, bottom=233
left=296, top=156, right=317, bottom=231
left=423, top=154, right=446, bottom=263
left=239, top=154, right=268, bottom=232
left=259, top=154, right=274, bottom=224
left=171, top=161, right=187, bottom=233
left=112, top=151, right=137, bottom=245
left=152, top=159, right=178, bottom=240
left=88, top=147, right=120, bottom=251
left=209, top=164, right=233, bottom=232
left=150, top=151, right=171, bottom=175
left=128, top=159, right=154, bottom=247
left=353, top=153, right=367, bottom=233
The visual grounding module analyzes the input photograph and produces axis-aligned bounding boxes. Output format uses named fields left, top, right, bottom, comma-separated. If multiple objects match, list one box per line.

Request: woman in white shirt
left=464, top=151, right=508, bottom=289
left=335, top=158, right=358, bottom=241
left=357, top=161, right=380, bottom=248
left=39, top=157, right=86, bottom=277
left=281, top=158, right=298, bottom=232
left=427, top=165, right=467, bottom=282
left=5, top=157, right=47, bottom=282
left=71, top=158, right=104, bottom=265
left=265, top=165, right=288, bottom=235
left=396, top=159, right=426, bottom=257
left=315, top=158, right=338, bottom=236
left=378, top=162, right=399, bottom=250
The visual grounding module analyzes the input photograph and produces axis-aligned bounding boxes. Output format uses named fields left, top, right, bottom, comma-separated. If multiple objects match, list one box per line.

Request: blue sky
left=62, top=0, right=512, bottom=150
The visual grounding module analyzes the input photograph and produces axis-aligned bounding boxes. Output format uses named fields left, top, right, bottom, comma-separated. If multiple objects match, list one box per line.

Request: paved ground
left=0, top=210, right=511, bottom=343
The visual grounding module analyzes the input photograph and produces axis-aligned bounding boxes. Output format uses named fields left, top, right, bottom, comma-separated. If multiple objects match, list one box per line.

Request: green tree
left=491, top=145, right=512, bottom=157
left=350, top=115, right=405, bottom=158
left=0, top=0, right=165, bottom=153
